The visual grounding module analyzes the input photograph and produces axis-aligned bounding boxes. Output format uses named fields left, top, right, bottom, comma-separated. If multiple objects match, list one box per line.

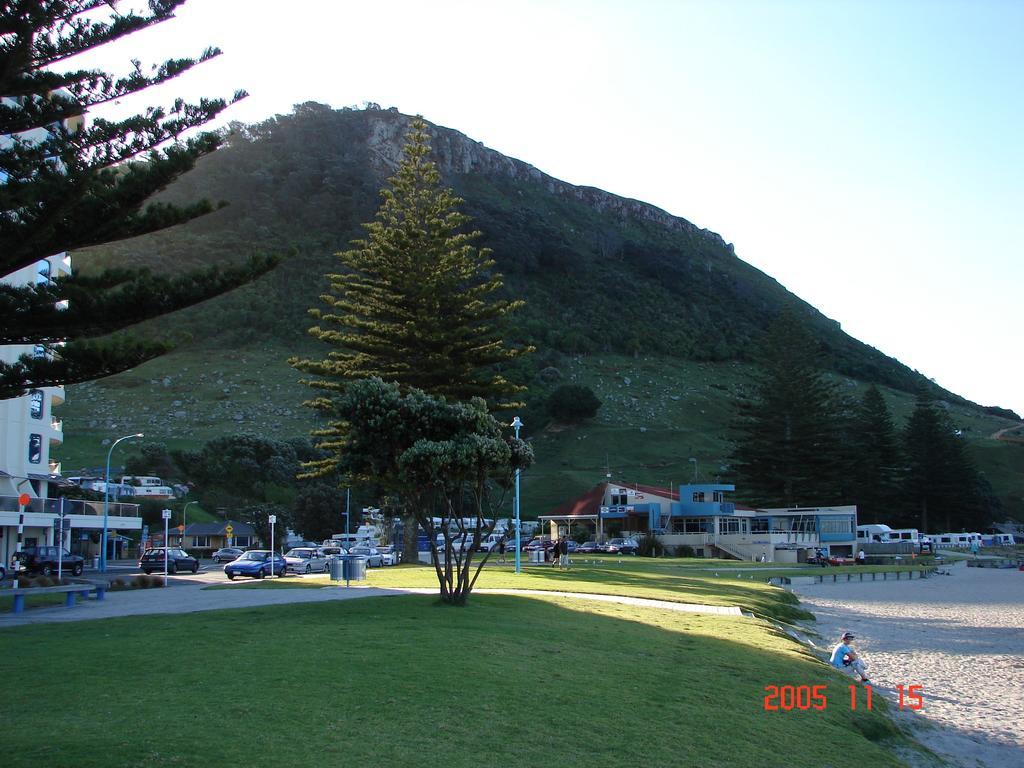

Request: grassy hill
left=54, top=105, right=1023, bottom=519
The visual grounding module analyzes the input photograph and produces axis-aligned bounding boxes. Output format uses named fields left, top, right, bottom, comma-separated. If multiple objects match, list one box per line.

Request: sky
left=79, top=0, right=1023, bottom=415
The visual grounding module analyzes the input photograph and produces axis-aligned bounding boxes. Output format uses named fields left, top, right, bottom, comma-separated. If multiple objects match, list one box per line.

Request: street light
left=688, top=457, right=698, bottom=484
left=511, top=416, right=523, bottom=575
left=181, top=501, right=198, bottom=547
left=101, top=432, right=143, bottom=572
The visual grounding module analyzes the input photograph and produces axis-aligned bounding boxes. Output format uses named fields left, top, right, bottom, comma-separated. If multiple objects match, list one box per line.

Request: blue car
left=224, top=551, right=288, bottom=580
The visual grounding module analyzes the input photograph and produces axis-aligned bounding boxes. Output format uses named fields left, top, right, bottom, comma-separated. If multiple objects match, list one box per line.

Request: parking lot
left=97, top=560, right=326, bottom=586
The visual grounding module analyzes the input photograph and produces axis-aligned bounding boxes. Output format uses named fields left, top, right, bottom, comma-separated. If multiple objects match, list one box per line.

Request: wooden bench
left=4, top=582, right=106, bottom=614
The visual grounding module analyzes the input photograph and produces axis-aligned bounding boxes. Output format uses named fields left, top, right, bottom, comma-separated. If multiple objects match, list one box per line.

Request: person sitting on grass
left=830, top=631, right=870, bottom=683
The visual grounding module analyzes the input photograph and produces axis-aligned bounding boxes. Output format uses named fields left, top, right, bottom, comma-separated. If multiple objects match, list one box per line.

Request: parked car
left=576, top=541, right=604, bottom=555
left=604, top=537, right=640, bottom=555
left=212, top=547, right=246, bottom=563
left=283, top=547, right=329, bottom=574
left=224, top=551, right=288, bottom=580
left=318, top=545, right=347, bottom=558
left=140, top=547, right=200, bottom=574
left=563, top=540, right=578, bottom=553
left=523, top=537, right=553, bottom=552
left=378, top=545, right=400, bottom=566
left=14, top=546, right=85, bottom=577
left=347, top=545, right=384, bottom=567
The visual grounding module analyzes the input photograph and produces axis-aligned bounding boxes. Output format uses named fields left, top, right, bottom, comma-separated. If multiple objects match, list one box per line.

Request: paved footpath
left=0, top=583, right=742, bottom=628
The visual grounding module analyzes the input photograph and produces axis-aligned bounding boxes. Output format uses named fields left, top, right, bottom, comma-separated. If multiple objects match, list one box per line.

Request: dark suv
left=15, top=546, right=85, bottom=577
left=139, top=548, right=200, bottom=574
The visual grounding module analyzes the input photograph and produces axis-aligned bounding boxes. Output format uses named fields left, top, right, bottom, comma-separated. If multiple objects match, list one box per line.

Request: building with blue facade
left=542, top=481, right=858, bottom=562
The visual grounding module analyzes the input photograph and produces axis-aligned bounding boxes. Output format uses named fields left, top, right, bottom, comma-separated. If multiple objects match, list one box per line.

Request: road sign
left=18, top=493, right=30, bottom=506
left=268, top=515, right=276, bottom=524
left=161, top=509, right=172, bottom=520
left=224, top=524, right=234, bottom=536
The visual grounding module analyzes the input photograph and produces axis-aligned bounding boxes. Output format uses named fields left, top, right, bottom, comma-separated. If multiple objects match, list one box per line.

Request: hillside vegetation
left=56, top=105, right=1023, bottom=518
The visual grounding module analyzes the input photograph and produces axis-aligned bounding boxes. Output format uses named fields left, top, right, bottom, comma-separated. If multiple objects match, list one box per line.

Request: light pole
left=511, top=416, right=523, bottom=574
left=688, top=457, right=698, bottom=484
left=101, top=432, right=143, bottom=572
left=268, top=513, right=277, bottom=577
left=181, top=501, right=198, bottom=548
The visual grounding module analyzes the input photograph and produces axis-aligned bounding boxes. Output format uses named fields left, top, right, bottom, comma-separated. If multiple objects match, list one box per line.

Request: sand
left=793, top=562, right=1024, bottom=768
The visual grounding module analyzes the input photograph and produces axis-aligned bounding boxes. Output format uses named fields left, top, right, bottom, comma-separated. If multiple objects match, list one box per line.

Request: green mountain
left=56, top=104, right=1024, bottom=518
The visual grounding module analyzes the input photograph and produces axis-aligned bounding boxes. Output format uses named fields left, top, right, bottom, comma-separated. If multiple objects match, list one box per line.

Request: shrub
left=547, top=384, right=602, bottom=424
left=16, top=575, right=35, bottom=588
left=675, top=544, right=697, bottom=559
left=637, top=534, right=665, bottom=558
left=109, top=578, right=127, bottom=591
left=34, top=575, right=55, bottom=588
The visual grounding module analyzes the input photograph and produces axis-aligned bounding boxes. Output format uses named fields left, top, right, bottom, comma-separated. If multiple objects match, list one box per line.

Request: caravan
left=856, top=524, right=892, bottom=544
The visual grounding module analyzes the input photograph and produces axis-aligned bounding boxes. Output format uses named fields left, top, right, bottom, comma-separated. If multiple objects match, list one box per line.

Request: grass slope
left=0, top=594, right=914, bottom=768
left=54, top=351, right=1024, bottom=517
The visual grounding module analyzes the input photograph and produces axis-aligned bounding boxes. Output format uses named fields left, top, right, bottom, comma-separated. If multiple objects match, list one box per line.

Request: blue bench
left=5, top=583, right=106, bottom=614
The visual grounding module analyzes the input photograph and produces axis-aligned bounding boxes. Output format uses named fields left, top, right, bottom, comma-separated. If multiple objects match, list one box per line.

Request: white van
left=856, top=524, right=892, bottom=544
left=887, top=528, right=920, bottom=545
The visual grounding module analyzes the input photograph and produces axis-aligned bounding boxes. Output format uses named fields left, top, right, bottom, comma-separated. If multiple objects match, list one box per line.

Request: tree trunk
left=402, top=511, right=418, bottom=564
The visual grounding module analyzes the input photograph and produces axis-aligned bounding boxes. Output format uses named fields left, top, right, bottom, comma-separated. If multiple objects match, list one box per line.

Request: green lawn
left=0, top=593, right=921, bottom=768
left=0, top=592, right=66, bottom=612
left=209, top=561, right=814, bottom=622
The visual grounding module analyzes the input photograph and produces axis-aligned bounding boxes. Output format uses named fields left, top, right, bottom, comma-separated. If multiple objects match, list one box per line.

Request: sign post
left=268, top=514, right=277, bottom=577
left=55, top=497, right=67, bottom=580
left=161, top=509, right=172, bottom=586
left=225, top=524, right=234, bottom=548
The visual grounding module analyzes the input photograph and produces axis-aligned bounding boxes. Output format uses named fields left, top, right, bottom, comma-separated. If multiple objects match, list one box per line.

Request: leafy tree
left=290, top=117, right=531, bottom=559
left=902, top=391, right=987, bottom=532
left=547, top=383, right=601, bottom=423
left=328, top=378, right=532, bottom=605
left=171, top=435, right=299, bottom=544
left=846, top=386, right=903, bottom=523
left=291, top=483, right=346, bottom=543
left=0, top=0, right=279, bottom=398
left=730, top=310, right=843, bottom=507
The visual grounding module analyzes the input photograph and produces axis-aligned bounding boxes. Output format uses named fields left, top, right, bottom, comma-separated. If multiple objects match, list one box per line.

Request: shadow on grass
left=0, top=594, right=909, bottom=768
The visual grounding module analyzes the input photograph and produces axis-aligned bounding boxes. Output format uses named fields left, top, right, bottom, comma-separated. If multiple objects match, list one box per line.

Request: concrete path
left=0, top=583, right=743, bottom=628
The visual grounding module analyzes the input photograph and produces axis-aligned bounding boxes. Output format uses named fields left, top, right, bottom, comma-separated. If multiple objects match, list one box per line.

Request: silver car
left=283, top=547, right=329, bottom=574
left=348, top=546, right=384, bottom=567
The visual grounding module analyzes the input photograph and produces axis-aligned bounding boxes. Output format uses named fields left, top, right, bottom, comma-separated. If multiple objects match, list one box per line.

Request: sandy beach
left=793, top=562, right=1024, bottom=768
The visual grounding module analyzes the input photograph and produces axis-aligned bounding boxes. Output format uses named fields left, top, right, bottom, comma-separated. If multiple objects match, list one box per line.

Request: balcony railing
left=0, top=495, right=141, bottom=517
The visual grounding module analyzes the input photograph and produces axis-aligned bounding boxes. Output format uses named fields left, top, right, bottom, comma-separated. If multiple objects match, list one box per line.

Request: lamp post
left=181, top=501, right=198, bottom=548
left=511, top=416, right=523, bottom=574
left=101, top=432, right=143, bottom=572
left=688, top=457, right=698, bottom=484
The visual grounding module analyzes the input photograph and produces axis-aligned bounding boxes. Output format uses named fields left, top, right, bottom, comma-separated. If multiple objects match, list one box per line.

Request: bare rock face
left=361, top=110, right=730, bottom=252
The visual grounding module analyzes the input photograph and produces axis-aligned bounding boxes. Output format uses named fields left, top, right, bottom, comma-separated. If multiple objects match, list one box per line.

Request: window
left=692, top=492, right=705, bottom=503
left=610, top=493, right=628, bottom=506
left=29, top=390, right=44, bottom=419
left=750, top=519, right=769, bottom=533
left=192, top=536, right=210, bottom=548
left=28, top=434, right=42, bottom=463
left=719, top=518, right=741, bottom=534
left=235, top=536, right=252, bottom=547
left=712, top=491, right=723, bottom=503
left=819, top=518, right=853, bottom=535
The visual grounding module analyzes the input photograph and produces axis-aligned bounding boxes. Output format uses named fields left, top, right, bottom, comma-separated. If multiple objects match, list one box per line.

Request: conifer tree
left=291, top=117, right=530, bottom=477
left=0, top=1, right=278, bottom=398
left=730, top=310, right=843, bottom=507
left=902, top=390, right=986, bottom=532
left=846, top=385, right=903, bottom=523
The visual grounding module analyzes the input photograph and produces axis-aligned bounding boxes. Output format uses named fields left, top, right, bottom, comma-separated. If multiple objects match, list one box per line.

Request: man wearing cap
left=830, top=632, right=870, bottom=683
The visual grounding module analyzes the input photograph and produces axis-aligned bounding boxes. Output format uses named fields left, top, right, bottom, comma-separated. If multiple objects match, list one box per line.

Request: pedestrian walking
left=498, top=539, right=506, bottom=564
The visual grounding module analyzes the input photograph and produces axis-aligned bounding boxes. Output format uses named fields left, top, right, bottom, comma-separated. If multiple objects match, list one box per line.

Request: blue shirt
left=830, top=643, right=853, bottom=668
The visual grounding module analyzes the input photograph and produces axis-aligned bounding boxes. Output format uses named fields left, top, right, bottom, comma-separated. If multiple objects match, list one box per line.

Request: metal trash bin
left=341, top=555, right=367, bottom=582
left=328, top=556, right=343, bottom=582
left=530, top=549, right=544, bottom=564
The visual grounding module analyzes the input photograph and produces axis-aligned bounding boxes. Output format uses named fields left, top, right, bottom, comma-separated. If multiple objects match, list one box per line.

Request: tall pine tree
left=291, top=116, right=529, bottom=475
left=902, top=390, right=986, bottom=533
left=846, top=385, right=903, bottom=523
left=730, top=310, right=843, bottom=507
left=0, top=1, right=278, bottom=398
left=290, top=117, right=531, bottom=558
